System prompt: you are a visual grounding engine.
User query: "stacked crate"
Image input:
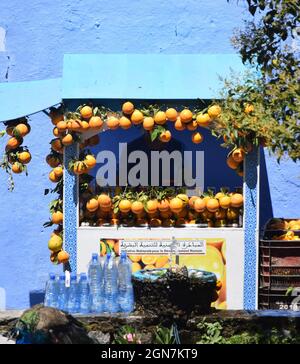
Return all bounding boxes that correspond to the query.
[259,219,300,310]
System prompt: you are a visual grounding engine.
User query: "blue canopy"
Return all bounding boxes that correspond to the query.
[0,78,61,123]
[0,54,245,122]
[63,53,245,100]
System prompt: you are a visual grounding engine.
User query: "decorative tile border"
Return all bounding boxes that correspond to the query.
[63,143,78,273]
[243,147,259,309]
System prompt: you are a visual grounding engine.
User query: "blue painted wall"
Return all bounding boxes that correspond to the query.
[0,0,299,309]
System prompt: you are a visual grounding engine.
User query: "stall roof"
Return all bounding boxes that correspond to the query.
[62,54,245,100]
[0,78,61,123]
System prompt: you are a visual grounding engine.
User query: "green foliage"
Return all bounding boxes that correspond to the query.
[153,325,176,344]
[197,319,226,344]
[223,0,300,161]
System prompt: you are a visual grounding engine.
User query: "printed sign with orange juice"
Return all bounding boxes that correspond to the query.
[99,237,226,309]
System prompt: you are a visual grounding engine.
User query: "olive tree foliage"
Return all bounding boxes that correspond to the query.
[220,0,300,161]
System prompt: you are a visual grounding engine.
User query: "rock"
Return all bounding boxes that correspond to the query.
[88,331,110,344]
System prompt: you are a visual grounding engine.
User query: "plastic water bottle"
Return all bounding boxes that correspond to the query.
[103,253,119,313]
[66,274,78,314]
[118,252,134,313]
[44,273,58,308]
[57,274,68,311]
[78,273,90,314]
[88,253,103,313]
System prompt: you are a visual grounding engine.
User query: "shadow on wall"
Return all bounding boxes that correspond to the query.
[259,147,273,229]
[30,290,45,307]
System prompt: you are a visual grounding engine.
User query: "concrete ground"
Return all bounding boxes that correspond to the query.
[0,335,14,344]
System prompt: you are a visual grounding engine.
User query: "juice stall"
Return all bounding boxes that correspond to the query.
[0,54,259,310]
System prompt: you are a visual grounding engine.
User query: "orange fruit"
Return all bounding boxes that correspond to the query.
[73,161,88,175]
[6,125,16,136]
[174,117,186,131]
[89,116,103,129]
[174,207,188,218]
[155,256,169,268]
[219,196,231,209]
[86,198,99,212]
[169,197,184,213]
[17,151,31,164]
[226,155,239,169]
[206,198,220,212]
[119,199,132,213]
[53,127,61,137]
[53,166,63,177]
[106,116,119,130]
[48,234,63,252]
[176,194,189,206]
[49,170,60,182]
[143,117,155,131]
[62,133,73,146]
[52,211,63,224]
[131,110,144,125]
[15,123,30,137]
[159,130,171,143]
[180,109,193,123]
[122,101,135,115]
[129,255,141,263]
[207,239,223,251]
[191,132,203,144]
[79,120,90,131]
[51,138,63,153]
[230,193,243,208]
[208,105,221,118]
[146,200,158,213]
[158,199,170,212]
[57,120,68,132]
[154,111,167,125]
[215,192,225,200]
[186,120,198,131]
[87,134,100,146]
[97,193,111,209]
[132,262,142,272]
[144,264,156,270]
[244,103,254,114]
[84,155,97,169]
[131,201,144,215]
[196,113,211,127]
[142,255,157,265]
[6,137,22,150]
[193,198,206,212]
[166,108,178,121]
[69,119,81,131]
[119,116,132,129]
[80,105,93,119]
[188,196,199,209]
[57,250,70,264]
[106,239,115,250]
[11,162,23,174]
[216,280,222,291]
[232,148,245,163]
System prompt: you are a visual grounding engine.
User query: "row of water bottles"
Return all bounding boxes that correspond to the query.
[44,251,134,314]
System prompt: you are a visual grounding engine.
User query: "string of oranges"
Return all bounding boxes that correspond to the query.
[81,188,243,228]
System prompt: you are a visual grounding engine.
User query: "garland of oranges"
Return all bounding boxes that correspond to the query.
[80,187,243,228]
[0,117,32,190]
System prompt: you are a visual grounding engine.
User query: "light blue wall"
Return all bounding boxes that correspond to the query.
[0,0,299,308]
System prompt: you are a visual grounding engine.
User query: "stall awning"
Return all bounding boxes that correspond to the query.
[62,54,245,100]
[0,78,61,122]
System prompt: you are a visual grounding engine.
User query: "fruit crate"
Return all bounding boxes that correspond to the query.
[258,288,300,310]
[259,220,300,301]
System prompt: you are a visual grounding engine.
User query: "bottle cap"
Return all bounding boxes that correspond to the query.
[49,273,55,279]
[59,274,65,281]
[121,251,127,259]
[106,252,111,259]
[92,253,98,260]
[80,273,87,280]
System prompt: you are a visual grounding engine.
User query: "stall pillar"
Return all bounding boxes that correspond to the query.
[243,147,260,309]
[63,143,78,273]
